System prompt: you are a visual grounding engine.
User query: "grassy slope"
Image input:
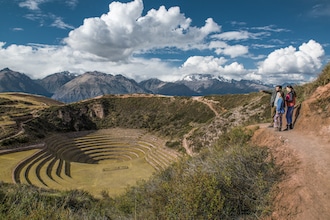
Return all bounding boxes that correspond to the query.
[24,95,215,143]
[0,93,62,147]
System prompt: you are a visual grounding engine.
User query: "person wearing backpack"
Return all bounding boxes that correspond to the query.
[284,85,296,131]
[274,91,285,131]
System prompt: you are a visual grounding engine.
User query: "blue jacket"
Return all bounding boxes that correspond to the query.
[276,97,285,114]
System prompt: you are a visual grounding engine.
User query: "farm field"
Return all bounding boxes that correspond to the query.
[0,128,180,197]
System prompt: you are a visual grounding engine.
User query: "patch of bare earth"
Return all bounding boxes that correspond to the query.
[251,83,330,220]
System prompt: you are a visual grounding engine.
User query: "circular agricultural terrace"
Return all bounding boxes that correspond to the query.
[2,128,181,197]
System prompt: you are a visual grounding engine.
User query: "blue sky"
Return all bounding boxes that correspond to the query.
[0,0,329,84]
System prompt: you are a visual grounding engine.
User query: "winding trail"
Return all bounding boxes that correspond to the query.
[252,124,330,220]
[182,97,220,156]
[192,96,219,116]
[182,128,197,156]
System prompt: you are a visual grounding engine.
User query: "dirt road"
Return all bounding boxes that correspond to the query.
[252,124,330,220]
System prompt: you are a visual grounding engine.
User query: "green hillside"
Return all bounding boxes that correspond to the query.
[0,92,62,147]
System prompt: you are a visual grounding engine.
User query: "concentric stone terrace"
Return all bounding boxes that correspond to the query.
[9,129,180,195]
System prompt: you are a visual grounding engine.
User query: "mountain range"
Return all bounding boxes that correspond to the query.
[0,68,272,103]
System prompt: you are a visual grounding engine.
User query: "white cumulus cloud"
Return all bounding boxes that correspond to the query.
[180,56,247,80]
[259,40,324,74]
[209,41,249,58]
[64,0,220,60]
[257,40,325,83]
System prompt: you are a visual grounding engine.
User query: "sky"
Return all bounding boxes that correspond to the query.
[0,0,329,84]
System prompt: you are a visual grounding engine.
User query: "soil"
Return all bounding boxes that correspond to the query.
[251,83,330,220]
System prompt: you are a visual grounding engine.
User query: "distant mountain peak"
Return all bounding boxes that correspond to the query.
[55,71,76,76]
[84,71,110,77]
[0,68,51,96]
[182,73,230,82]
[1,67,11,72]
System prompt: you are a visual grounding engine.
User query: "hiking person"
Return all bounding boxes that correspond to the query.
[283,85,296,131]
[261,85,282,127]
[274,91,285,131]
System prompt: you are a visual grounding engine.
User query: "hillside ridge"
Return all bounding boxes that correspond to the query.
[252,82,330,219]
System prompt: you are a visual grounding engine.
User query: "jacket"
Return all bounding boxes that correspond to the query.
[276,97,285,114]
[285,91,296,107]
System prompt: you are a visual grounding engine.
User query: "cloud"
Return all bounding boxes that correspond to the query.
[251,25,290,33]
[19,0,77,10]
[19,0,48,10]
[51,17,75,29]
[24,12,74,29]
[64,0,220,60]
[19,0,75,29]
[0,42,178,81]
[209,41,249,58]
[12,28,24,31]
[180,56,247,80]
[257,40,325,83]
[212,31,250,41]
[309,4,330,17]
[65,0,78,9]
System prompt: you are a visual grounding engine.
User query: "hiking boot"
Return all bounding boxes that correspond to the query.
[278,127,282,132]
[289,124,293,129]
[283,125,289,131]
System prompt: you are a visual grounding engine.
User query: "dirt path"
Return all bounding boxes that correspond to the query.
[193,96,219,116]
[181,97,220,156]
[252,124,330,220]
[182,127,197,156]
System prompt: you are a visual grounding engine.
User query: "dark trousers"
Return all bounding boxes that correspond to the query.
[286,106,294,125]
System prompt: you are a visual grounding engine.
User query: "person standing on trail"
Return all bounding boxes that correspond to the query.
[284,85,296,131]
[261,85,282,127]
[274,91,285,131]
